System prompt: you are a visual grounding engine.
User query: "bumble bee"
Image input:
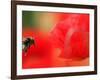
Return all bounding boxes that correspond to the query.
[22,37,35,53]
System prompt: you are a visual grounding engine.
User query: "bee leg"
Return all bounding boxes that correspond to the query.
[24,44,30,53]
[24,47,28,52]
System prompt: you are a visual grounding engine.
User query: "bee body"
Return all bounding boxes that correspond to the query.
[22,37,35,53]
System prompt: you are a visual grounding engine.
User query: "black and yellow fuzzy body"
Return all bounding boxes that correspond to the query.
[22,37,35,53]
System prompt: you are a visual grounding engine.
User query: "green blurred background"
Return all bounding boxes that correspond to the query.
[22,11,59,32]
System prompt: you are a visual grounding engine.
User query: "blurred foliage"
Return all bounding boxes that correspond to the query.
[22,11,37,28]
[22,11,58,32]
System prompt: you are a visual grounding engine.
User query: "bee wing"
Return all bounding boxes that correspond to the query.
[22,44,25,50]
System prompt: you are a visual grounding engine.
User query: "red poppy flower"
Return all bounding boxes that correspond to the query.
[22,13,89,68]
[50,14,89,60]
